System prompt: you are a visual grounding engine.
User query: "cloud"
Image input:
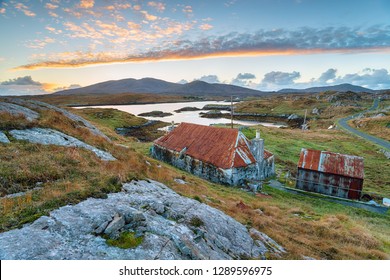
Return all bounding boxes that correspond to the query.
[0,8,6,14]
[182,5,193,14]
[53,84,81,92]
[46,26,63,34]
[334,68,390,89]
[0,85,51,96]
[79,0,94,9]
[140,11,158,21]
[64,21,103,39]
[15,3,36,17]
[262,71,301,85]
[196,75,220,84]
[0,76,80,96]
[199,23,213,31]
[48,11,59,18]
[45,3,58,10]
[231,73,256,87]
[1,76,42,86]
[253,68,390,91]
[177,79,188,84]
[25,37,56,49]
[317,68,337,83]
[237,73,256,80]
[148,2,165,12]
[225,0,238,7]
[14,25,390,70]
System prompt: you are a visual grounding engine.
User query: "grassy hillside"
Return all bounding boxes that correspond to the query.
[1,102,389,260]
[238,92,374,129]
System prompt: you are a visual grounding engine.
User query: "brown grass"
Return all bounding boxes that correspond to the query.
[350,115,390,141]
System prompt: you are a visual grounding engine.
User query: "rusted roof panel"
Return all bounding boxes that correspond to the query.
[298,148,364,179]
[154,123,260,169]
[264,150,273,160]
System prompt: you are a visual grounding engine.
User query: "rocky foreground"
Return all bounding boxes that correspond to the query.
[0,180,284,260]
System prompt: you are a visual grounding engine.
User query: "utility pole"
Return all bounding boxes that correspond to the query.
[302,109,307,131]
[230,95,233,129]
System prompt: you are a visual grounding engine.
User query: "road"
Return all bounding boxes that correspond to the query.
[337,98,390,151]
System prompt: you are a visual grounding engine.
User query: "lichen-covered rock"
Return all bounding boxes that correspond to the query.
[0,180,284,260]
[0,102,39,121]
[9,128,115,161]
[0,131,10,143]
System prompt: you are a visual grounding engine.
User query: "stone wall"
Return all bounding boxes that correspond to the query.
[262,155,275,179]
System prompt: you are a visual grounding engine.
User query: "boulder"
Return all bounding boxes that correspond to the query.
[312,108,320,115]
[0,180,285,260]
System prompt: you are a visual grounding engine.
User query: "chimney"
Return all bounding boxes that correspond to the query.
[250,130,264,179]
[168,121,175,132]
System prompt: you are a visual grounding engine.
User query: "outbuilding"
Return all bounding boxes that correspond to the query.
[296,148,364,199]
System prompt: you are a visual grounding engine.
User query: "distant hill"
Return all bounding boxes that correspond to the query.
[54,78,267,97]
[278,83,375,94]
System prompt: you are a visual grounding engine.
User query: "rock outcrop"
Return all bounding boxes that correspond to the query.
[0,180,284,260]
[0,102,39,121]
[5,98,110,141]
[0,131,10,143]
[9,128,115,161]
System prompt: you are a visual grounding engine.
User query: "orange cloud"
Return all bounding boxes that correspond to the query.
[141,11,158,21]
[79,0,94,9]
[25,37,56,49]
[45,3,58,10]
[15,3,36,17]
[46,26,63,34]
[14,47,390,71]
[148,2,165,12]
[48,11,59,18]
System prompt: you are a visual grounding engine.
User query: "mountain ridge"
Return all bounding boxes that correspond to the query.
[54,77,267,97]
[278,83,375,93]
[54,78,378,97]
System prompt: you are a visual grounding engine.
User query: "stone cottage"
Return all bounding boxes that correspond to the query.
[151,122,274,186]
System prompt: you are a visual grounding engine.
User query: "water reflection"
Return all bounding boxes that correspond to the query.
[76,101,284,128]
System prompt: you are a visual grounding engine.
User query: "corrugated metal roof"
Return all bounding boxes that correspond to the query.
[154,123,264,169]
[298,148,364,179]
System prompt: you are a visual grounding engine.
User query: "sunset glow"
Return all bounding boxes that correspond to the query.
[1,0,390,94]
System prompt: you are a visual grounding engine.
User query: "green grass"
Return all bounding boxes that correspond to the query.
[239,126,390,198]
[105,231,143,249]
[70,108,146,130]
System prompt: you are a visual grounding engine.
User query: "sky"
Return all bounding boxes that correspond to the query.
[0,0,390,95]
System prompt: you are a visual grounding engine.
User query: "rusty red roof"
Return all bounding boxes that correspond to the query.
[154,123,271,169]
[298,148,364,179]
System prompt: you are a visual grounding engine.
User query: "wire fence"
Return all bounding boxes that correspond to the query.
[280,170,385,198]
